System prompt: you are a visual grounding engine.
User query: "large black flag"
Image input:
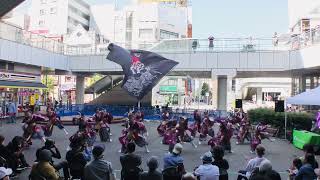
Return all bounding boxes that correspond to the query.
[106,43,178,100]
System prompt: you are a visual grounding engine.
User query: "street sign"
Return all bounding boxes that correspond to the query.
[205,92,209,97]
[160,85,177,94]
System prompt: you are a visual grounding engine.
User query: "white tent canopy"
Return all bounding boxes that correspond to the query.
[286,86,320,106]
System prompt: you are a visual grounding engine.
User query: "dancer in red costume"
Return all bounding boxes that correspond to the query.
[176,117,197,148]
[42,107,68,137]
[22,111,46,146]
[119,112,149,153]
[199,112,215,144]
[157,110,170,136]
[236,116,252,145]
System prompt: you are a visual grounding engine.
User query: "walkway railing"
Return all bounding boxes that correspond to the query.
[57,104,229,120]
[2,20,320,55]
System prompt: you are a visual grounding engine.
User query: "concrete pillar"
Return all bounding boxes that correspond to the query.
[210,77,218,109]
[299,76,306,93]
[256,87,263,105]
[217,76,227,111]
[310,76,315,89]
[76,76,85,104]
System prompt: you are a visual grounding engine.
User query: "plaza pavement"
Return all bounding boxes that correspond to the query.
[0,120,309,179]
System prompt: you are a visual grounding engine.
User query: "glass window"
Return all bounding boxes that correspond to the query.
[7,63,14,71]
[160,29,179,40]
[40,9,45,15]
[50,7,57,14]
[39,20,45,27]
[139,29,153,39]
[0,62,6,70]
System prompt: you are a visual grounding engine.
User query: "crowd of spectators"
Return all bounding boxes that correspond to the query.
[0,133,320,180]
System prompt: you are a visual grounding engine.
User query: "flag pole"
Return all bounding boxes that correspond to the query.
[138,100,141,110]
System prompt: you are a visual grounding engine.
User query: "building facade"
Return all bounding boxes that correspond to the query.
[29,0,90,36]
[90,2,190,49]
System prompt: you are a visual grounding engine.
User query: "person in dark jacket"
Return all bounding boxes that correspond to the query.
[36,139,69,179]
[212,146,229,180]
[139,156,162,180]
[84,144,115,180]
[66,141,88,179]
[6,136,30,173]
[295,153,317,180]
[120,142,142,180]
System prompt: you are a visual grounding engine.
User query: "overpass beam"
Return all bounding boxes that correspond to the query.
[76,75,85,104]
[217,76,228,111]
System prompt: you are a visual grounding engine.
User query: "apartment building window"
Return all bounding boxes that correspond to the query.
[50,7,57,14]
[139,29,153,39]
[39,20,45,27]
[41,0,47,4]
[40,9,45,15]
[160,29,179,39]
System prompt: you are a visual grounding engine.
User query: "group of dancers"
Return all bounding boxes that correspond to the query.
[157,108,273,153]
[20,104,273,154]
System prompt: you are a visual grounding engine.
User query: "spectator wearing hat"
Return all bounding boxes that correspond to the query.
[163,143,184,170]
[0,167,12,180]
[120,142,142,180]
[211,146,229,180]
[194,151,219,180]
[237,145,268,180]
[29,149,60,180]
[139,156,162,180]
[36,139,69,179]
[84,145,115,180]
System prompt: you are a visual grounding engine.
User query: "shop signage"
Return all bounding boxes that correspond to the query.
[160,85,177,94]
[0,72,41,82]
[0,73,10,79]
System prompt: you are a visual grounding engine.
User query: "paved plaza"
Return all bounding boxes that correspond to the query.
[0,120,309,179]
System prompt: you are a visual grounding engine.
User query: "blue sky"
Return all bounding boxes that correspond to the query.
[16,0,289,38]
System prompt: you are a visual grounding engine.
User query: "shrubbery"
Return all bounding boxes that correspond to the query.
[247,108,315,131]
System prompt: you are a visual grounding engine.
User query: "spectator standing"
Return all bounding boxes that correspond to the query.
[295,153,317,180]
[273,32,279,46]
[0,167,12,180]
[208,36,214,50]
[66,141,89,179]
[237,145,267,180]
[35,139,69,179]
[29,149,60,180]
[192,40,198,53]
[194,152,219,180]
[212,146,229,180]
[139,156,162,180]
[7,100,16,124]
[120,142,142,180]
[84,145,115,180]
